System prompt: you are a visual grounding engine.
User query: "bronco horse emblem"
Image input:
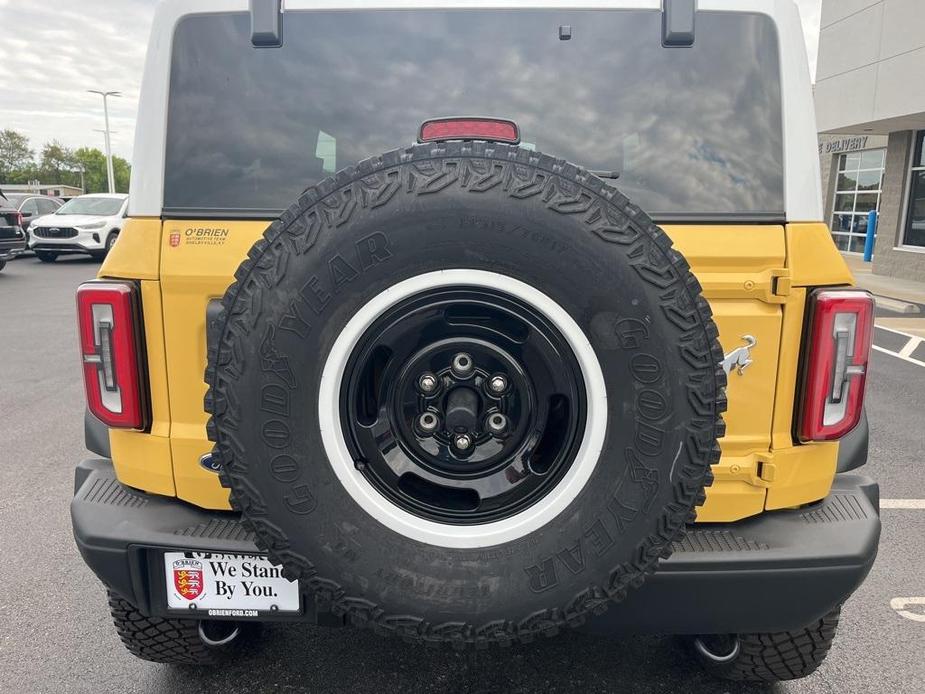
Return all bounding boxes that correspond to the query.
[721,335,757,376]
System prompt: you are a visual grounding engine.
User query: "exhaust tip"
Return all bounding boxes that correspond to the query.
[198,620,241,647]
[694,636,740,664]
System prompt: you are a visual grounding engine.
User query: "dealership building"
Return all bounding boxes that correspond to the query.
[815,0,925,281]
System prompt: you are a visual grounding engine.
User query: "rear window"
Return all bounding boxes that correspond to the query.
[165,9,783,220]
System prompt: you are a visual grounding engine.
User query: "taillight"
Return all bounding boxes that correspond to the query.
[418,117,520,144]
[76,281,147,429]
[798,289,874,442]
[15,211,23,227]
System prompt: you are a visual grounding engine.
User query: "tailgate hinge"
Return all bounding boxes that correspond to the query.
[771,268,792,299]
[712,452,776,488]
[697,267,792,304]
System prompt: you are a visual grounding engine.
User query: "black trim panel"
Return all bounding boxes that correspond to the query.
[162,209,788,226]
[837,407,869,473]
[72,459,880,634]
[84,409,111,458]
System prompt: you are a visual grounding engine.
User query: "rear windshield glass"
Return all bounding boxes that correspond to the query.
[165,10,783,219]
[56,197,124,216]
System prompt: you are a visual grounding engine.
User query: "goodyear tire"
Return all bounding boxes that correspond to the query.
[108,591,255,665]
[205,142,726,648]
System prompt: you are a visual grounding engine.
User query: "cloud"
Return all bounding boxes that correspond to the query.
[0,0,157,160]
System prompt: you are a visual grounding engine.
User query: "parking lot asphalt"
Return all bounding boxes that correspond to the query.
[1,256,923,694]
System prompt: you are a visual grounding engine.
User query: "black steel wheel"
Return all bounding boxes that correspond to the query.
[341,286,586,525]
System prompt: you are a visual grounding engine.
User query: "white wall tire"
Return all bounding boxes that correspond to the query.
[318,269,607,549]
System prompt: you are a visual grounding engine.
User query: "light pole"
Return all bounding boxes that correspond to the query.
[93,128,118,190]
[87,90,121,193]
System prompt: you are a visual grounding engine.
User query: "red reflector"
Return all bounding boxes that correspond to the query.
[76,281,147,429]
[798,289,874,442]
[419,117,520,144]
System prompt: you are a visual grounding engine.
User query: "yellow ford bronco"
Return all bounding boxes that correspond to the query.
[71,0,881,683]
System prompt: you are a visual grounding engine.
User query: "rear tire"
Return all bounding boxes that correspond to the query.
[0,259,6,272]
[694,606,841,682]
[107,590,254,665]
[35,251,58,263]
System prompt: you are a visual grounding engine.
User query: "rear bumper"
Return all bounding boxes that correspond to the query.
[0,234,27,259]
[71,458,880,633]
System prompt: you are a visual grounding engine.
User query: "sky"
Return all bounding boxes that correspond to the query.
[0,0,823,163]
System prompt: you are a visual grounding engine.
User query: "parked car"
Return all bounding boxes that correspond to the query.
[4,193,64,233]
[70,0,879,684]
[29,193,127,262]
[0,191,28,271]
[2,193,64,254]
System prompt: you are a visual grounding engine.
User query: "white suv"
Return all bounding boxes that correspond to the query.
[29,193,128,262]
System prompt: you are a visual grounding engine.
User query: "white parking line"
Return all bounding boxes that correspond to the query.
[872,344,925,368]
[891,598,925,623]
[872,325,925,367]
[899,336,924,358]
[876,324,921,338]
[880,499,925,509]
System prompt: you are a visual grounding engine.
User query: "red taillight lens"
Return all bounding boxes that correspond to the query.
[798,289,874,442]
[15,211,23,227]
[76,281,147,429]
[419,117,520,144]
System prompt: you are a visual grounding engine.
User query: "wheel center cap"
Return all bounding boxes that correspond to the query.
[444,386,480,433]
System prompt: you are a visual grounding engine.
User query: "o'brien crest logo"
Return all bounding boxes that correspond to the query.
[172,559,204,601]
[169,231,181,247]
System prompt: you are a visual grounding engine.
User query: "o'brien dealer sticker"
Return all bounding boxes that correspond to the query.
[164,552,300,616]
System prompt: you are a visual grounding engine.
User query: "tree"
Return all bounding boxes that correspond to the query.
[40,140,78,186]
[72,147,131,193]
[72,147,108,193]
[112,155,131,194]
[0,129,35,180]
[0,134,130,192]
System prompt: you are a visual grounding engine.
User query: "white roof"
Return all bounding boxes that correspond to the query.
[130,0,822,222]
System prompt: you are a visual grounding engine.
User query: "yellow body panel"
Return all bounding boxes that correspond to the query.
[665,226,786,521]
[159,222,270,508]
[786,223,853,287]
[100,225,175,494]
[102,219,854,519]
[105,281,175,495]
[99,217,162,280]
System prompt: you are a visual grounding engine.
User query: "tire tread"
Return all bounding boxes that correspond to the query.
[204,141,727,648]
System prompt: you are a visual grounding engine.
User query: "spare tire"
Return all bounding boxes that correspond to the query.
[205,142,726,647]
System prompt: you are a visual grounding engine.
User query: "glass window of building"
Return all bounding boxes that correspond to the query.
[831,148,886,253]
[905,131,925,249]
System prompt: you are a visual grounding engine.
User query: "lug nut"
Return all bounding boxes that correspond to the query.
[451,353,474,378]
[418,412,440,435]
[454,434,472,451]
[487,413,508,435]
[488,375,508,395]
[417,372,438,394]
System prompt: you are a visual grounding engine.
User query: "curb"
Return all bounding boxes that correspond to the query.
[874,295,921,315]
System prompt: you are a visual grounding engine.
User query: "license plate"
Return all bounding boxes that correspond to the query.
[164,552,300,616]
